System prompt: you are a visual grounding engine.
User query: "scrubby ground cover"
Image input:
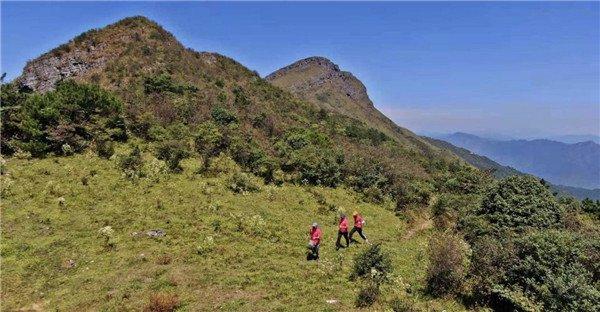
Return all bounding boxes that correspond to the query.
[1,152,465,311]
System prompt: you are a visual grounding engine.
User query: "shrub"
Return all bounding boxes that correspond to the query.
[118,146,144,179]
[426,233,470,297]
[144,74,197,94]
[390,298,418,312]
[98,226,116,249]
[344,121,388,145]
[275,128,344,186]
[440,166,489,195]
[499,230,600,312]
[362,186,385,204]
[206,154,240,176]
[154,140,189,173]
[355,283,380,308]
[232,86,251,107]
[394,181,433,212]
[477,175,564,233]
[1,80,126,157]
[210,106,238,125]
[581,198,600,218]
[252,112,275,136]
[227,171,260,193]
[196,236,215,255]
[144,292,180,312]
[195,122,227,170]
[94,138,115,159]
[351,243,392,284]
[227,135,267,173]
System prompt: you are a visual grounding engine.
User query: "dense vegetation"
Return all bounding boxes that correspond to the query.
[2,16,598,311]
[427,175,599,311]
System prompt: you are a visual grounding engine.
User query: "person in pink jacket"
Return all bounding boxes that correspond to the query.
[350,211,369,244]
[307,222,322,260]
[335,214,350,250]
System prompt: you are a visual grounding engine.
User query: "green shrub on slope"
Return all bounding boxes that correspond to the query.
[1,80,126,157]
[477,175,564,233]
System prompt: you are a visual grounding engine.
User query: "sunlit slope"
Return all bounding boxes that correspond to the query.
[1,153,465,311]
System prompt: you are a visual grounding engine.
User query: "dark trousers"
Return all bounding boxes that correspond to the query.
[307,243,319,260]
[349,227,367,242]
[336,230,349,248]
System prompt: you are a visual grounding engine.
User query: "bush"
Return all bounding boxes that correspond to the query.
[581,198,600,218]
[351,243,392,284]
[144,74,197,94]
[344,121,388,146]
[227,171,260,193]
[1,80,126,157]
[466,236,516,305]
[118,146,144,179]
[211,106,238,125]
[144,292,180,312]
[362,186,385,204]
[94,138,115,159]
[227,135,267,173]
[355,283,380,308]
[206,154,240,176]
[500,230,600,312]
[390,298,418,312]
[395,181,433,212]
[426,233,470,297]
[275,128,344,186]
[154,140,189,173]
[477,175,564,233]
[195,122,227,170]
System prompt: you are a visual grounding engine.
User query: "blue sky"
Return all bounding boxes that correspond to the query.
[2,2,598,138]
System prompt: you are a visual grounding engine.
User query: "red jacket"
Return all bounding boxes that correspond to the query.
[339,217,349,233]
[354,214,364,228]
[310,227,322,245]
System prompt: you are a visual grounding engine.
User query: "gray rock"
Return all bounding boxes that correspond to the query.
[146,229,166,238]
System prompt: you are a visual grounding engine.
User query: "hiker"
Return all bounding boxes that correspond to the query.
[350,211,369,244]
[307,222,322,260]
[335,214,349,250]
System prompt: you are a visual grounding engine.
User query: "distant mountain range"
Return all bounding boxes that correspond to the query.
[544,134,600,144]
[437,132,600,190]
[424,137,600,200]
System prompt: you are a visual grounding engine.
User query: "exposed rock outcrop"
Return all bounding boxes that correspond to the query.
[17,44,110,92]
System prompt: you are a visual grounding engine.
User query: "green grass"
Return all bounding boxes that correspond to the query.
[2,151,466,311]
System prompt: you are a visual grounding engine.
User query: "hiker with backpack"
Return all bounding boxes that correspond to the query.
[350,211,369,244]
[307,222,322,260]
[335,214,350,250]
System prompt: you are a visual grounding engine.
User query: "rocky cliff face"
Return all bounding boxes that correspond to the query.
[17,44,110,92]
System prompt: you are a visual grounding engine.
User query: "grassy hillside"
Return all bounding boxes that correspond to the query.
[1,151,465,311]
[3,16,597,312]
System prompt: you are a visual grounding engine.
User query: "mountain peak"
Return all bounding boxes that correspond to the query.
[266,56,339,80]
[266,56,372,107]
[16,16,179,92]
[266,57,446,156]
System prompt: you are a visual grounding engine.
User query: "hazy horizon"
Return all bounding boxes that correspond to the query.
[2,2,598,138]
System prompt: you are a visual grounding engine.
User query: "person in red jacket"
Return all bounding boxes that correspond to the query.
[336,214,350,250]
[307,222,322,260]
[350,211,369,244]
